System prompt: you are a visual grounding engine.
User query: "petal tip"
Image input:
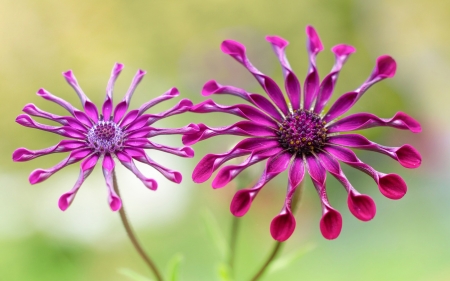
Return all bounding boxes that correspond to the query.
[270,212,296,241]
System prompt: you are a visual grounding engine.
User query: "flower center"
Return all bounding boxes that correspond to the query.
[87,121,124,154]
[277,109,328,154]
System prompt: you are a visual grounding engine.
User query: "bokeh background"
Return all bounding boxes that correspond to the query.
[1,0,449,280]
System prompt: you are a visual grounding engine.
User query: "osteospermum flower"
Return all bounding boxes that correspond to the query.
[183,26,422,241]
[13,63,196,211]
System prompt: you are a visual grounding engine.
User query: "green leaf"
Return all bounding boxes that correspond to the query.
[267,243,316,274]
[166,253,183,281]
[118,268,154,281]
[217,263,232,281]
[201,209,229,259]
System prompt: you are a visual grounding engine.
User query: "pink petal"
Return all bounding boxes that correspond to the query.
[327,112,422,133]
[322,92,358,123]
[16,114,86,139]
[137,87,180,116]
[192,138,279,183]
[83,100,99,123]
[116,151,157,190]
[303,26,323,110]
[270,210,296,242]
[113,100,128,123]
[320,207,342,240]
[347,191,376,221]
[126,124,199,139]
[105,63,124,101]
[126,99,193,129]
[29,148,92,184]
[124,138,194,158]
[220,40,289,115]
[102,154,122,211]
[123,69,146,106]
[189,100,277,127]
[230,189,254,217]
[317,151,376,222]
[288,156,305,188]
[13,140,86,162]
[58,154,99,211]
[124,147,183,184]
[181,121,276,146]
[201,80,283,121]
[37,88,78,116]
[212,147,282,189]
[230,162,286,217]
[378,173,407,200]
[328,134,421,169]
[23,104,87,131]
[63,70,90,105]
[369,55,396,80]
[266,35,301,110]
[324,145,408,200]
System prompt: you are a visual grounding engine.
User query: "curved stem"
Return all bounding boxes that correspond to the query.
[113,171,164,281]
[249,181,305,281]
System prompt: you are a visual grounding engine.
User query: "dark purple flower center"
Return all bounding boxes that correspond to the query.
[277,109,328,154]
[87,121,124,154]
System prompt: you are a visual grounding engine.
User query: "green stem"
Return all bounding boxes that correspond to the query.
[113,171,164,281]
[228,214,241,277]
[249,181,305,281]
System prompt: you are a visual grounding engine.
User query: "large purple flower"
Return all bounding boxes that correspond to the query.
[183,26,422,241]
[13,63,196,211]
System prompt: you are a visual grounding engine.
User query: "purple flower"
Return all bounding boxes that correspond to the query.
[184,26,422,241]
[13,63,196,211]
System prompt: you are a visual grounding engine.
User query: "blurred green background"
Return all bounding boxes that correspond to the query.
[1,0,449,280]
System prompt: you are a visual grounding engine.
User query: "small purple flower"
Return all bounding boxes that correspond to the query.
[13,63,196,211]
[184,26,422,241]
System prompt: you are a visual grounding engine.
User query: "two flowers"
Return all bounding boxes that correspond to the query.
[13,26,421,241]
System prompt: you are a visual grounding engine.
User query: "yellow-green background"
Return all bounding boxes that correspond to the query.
[1,0,448,280]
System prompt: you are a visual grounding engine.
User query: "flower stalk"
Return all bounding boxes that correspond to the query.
[113,171,164,281]
[249,180,304,281]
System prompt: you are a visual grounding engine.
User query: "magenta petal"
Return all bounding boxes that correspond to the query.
[102,98,113,121]
[182,121,276,146]
[116,151,158,190]
[105,62,124,101]
[288,157,305,188]
[262,77,289,115]
[323,92,358,122]
[370,55,396,80]
[137,87,179,116]
[266,35,301,110]
[212,148,281,188]
[58,154,99,211]
[36,88,78,116]
[305,155,326,186]
[378,174,407,200]
[29,148,92,184]
[331,44,356,57]
[270,211,296,241]
[22,104,87,131]
[395,145,422,168]
[327,112,422,133]
[113,100,128,123]
[347,192,376,221]
[306,25,324,54]
[190,100,277,127]
[83,100,99,123]
[63,70,90,105]
[303,26,323,110]
[102,154,122,211]
[200,80,283,121]
[230,189,253,217]
[124,147,183,184]
[320,207,342,240]
[120,110,139,128]
[123,69,146,105]
[13,140,85,162]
